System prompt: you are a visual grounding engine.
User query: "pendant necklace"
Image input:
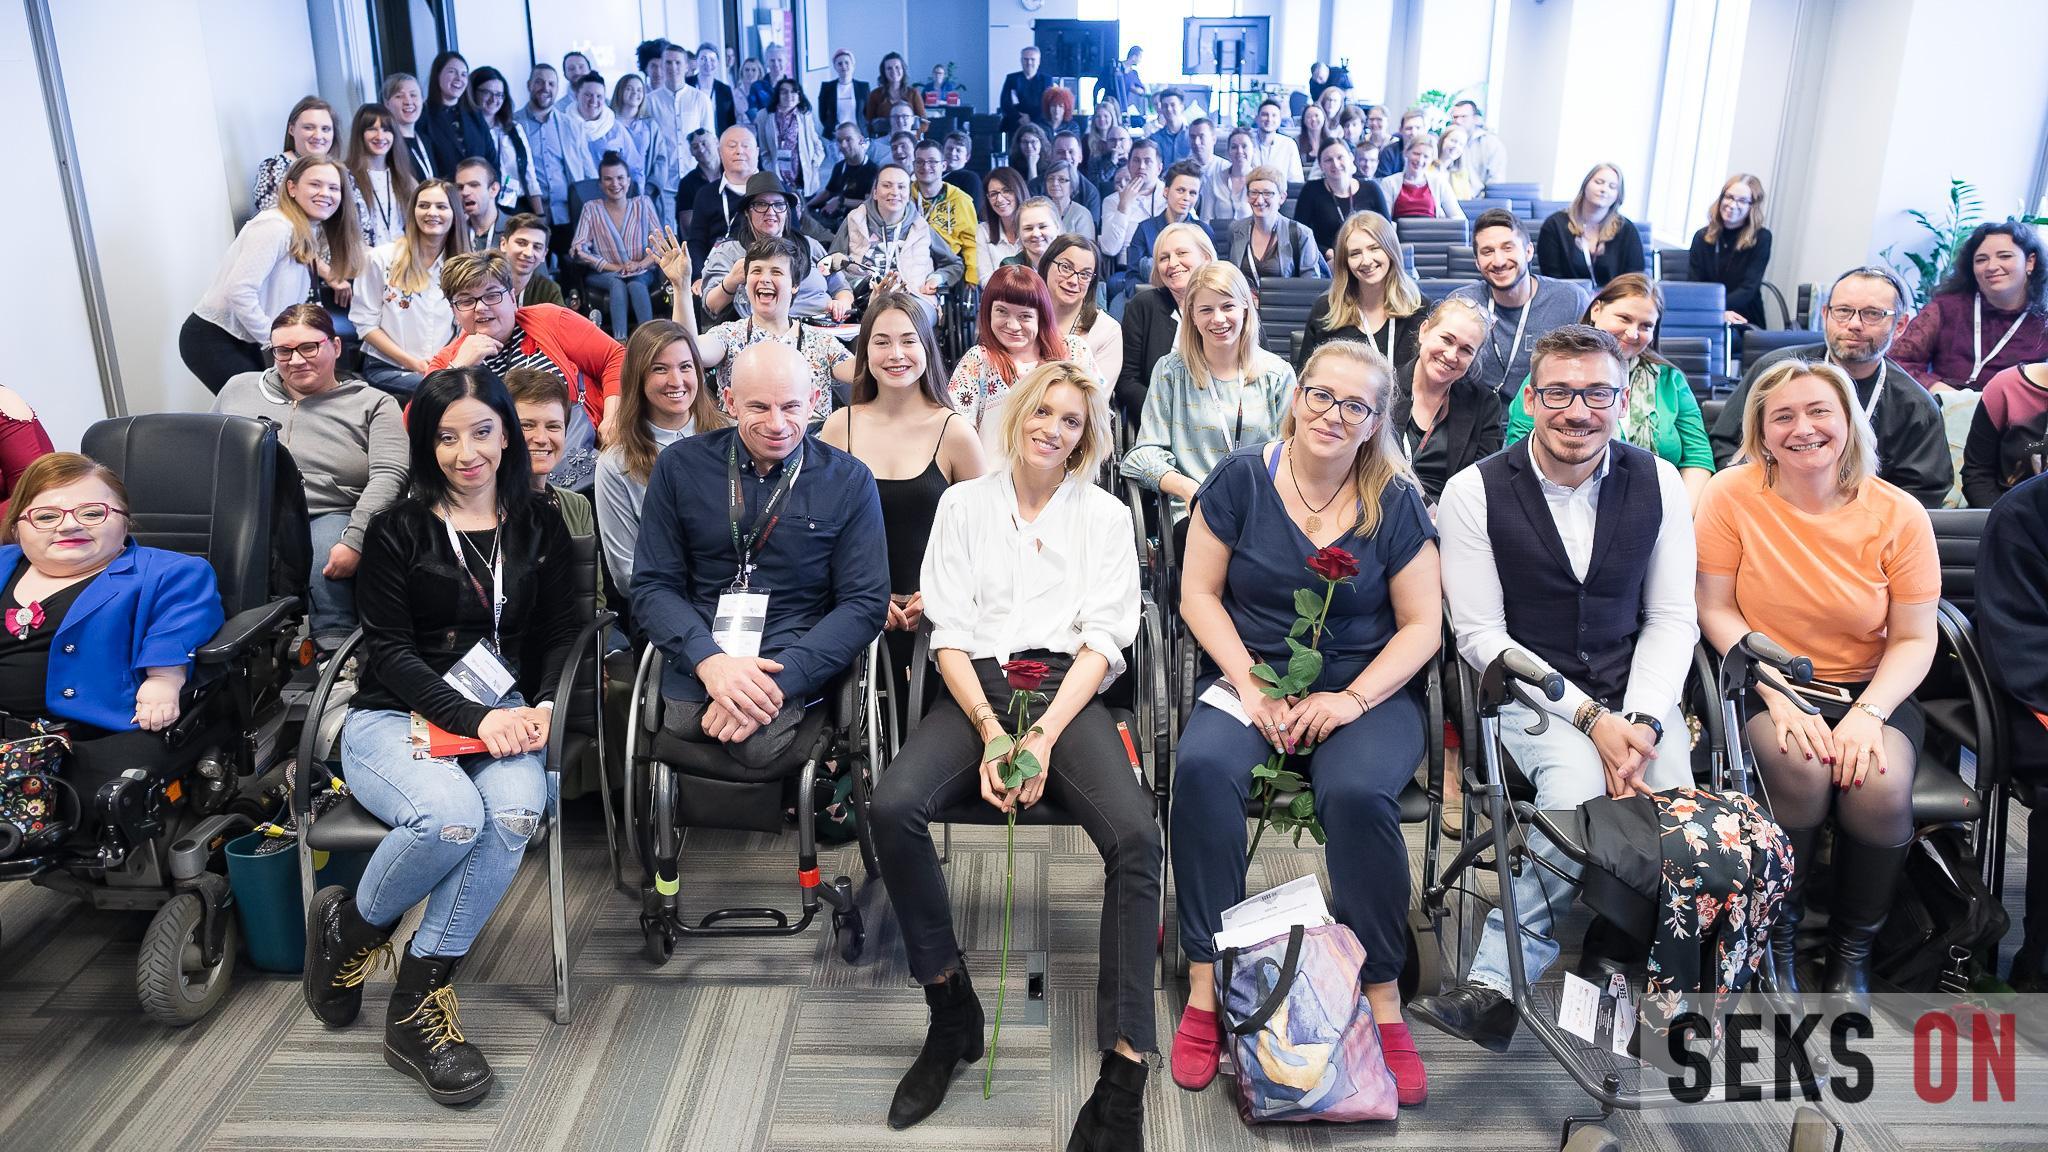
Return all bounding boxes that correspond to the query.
[1285,439,1342,533]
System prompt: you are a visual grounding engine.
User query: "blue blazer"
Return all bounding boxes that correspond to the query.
[0,543,223,731]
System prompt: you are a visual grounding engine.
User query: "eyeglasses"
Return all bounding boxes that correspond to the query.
[451,288,510,312]
[1532,386,1621,410]
[1050,258,1095,285]
[272,341,330,363]
[1824,305,1898,327]
[749,201,789,215]
[1246,188,1279,202]
[1720,194,1754,207]
[1301,385,1376,425]
[17,503,127,531]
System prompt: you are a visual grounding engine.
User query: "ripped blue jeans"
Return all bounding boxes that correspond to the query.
[342,697,547,958]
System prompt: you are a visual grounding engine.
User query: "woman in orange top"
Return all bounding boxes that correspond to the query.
[1694,358,1940,1005]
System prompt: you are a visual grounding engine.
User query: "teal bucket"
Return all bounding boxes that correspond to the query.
[224,830,371,973]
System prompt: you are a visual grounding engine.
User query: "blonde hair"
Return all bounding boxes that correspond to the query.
[1566,163,1626,253]
[1246,164,1285,197]
[1703,173,1767,252]
[1324,211,1422,332]
[1419,292,1495,343]
[1278,342,1415,539]
[997,360,1113,479]
[388,178,468,296]
[1175,263,1263,390]
[1149,221,1217,290]
[1738,359,1878,496]
[440,249,516,300]
[276,154,362,281]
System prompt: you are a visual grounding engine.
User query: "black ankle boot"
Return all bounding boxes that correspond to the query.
[1824,832,1911,1007]
[887,965,985,1129]
[384,949,494,1106]
[1066,1050,1149,1152]
[304,885,394,1026]
[1768,825,1819,996]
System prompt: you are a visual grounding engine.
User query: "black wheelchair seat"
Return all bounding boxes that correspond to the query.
[651,707,833,785]
[1911,755,1981,827]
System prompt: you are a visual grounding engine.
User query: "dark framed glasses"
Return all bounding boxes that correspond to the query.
[1531,385,1621,410]
[1302,385,1376,425]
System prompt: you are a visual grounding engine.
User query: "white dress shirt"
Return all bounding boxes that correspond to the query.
[921,468,1141,693]
[1437,439,1699,724]
[1097,183,1167,261]
[1246,132,1304,184]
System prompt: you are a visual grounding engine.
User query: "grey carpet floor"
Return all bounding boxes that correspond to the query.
[0,799,2038,1152]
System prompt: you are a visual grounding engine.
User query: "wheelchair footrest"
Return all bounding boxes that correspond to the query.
[657,903,821,938]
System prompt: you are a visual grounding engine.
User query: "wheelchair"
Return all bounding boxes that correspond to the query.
[619,637,884,966]
[0,413,309,1025]
[289,528,615,1024]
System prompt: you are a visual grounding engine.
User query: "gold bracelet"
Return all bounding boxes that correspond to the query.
[1343,688,1370,714]
[1852,700,1888,723]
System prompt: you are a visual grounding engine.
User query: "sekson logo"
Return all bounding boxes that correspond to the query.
[1659,1008,2019,1106]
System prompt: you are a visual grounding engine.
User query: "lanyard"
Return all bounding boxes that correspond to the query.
[1827,353,1886,422]
[727,437,806,587]
[1367,315,1398,363]
[441,511,504,650]
[1403,386,1449,459]
[1486,294,1533,393]
[1971,294,2026,386]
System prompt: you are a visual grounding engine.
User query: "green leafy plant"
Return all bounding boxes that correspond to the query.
[1414,86,1482,135]
[1244,545,1360,861]
[981,659,1048,1099]
[1883,178,1985,310]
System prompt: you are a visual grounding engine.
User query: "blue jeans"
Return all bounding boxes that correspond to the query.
[343,695,546,958]
[584,268,659,338]
[1171,674,1425,983]
[306,511,358,648]
[1467,700,1692,994]
[360,357,423,397]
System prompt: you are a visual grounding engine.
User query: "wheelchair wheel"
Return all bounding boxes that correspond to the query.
[136,892,237,1026]
[834,907,864,963]
[1561,1125,1620,1152]
[641,916,675,966]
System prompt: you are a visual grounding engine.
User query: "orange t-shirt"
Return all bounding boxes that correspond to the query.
[1694,462,1940,683]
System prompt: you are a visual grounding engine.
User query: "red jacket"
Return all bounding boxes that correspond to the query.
[428,304,624,429]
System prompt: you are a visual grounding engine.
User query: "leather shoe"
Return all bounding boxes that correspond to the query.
[1407,983,1518,1053]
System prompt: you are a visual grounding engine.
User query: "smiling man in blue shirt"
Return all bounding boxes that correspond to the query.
[631,340,889,766]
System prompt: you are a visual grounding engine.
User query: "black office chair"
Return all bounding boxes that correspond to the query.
[1253,276,1326,359]
[0,414,311,1025]
[292,530,615,1025]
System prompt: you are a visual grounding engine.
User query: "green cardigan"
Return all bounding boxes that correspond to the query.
[1504,359,1715,473]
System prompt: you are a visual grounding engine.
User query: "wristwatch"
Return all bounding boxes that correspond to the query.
[1622,711,1663,741]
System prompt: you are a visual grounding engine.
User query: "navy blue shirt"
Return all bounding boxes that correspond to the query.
[1194,442,1436,689]
[630,427,889,703]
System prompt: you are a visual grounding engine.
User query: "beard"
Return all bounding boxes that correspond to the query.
[1825,328,1891,365]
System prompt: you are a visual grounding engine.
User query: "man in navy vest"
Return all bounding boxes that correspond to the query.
[1411,324,1700,1052]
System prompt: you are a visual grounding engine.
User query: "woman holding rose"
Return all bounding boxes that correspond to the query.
[1167,340,1442,1106]
[868,362,1154,1150]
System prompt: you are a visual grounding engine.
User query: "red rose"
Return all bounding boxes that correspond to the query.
[1306,546,1360,583]
[1001,659,1052,692]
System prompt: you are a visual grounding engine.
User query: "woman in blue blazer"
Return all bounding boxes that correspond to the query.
[0,452,223,837]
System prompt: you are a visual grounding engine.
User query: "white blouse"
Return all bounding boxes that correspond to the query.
[349,242,454,366]
[920,468,1140,693]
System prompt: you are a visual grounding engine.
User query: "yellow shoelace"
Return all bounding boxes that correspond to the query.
[397,985,468,1050]
[332,941,394,988]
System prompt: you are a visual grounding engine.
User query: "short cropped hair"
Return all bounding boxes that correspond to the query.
[441,250,516,299]
[1528,323,1623,384]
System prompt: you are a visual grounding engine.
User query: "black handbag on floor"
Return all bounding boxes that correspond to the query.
[1873,828,2008,994]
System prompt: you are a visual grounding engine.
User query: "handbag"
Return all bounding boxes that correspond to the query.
[1215,922,1397,1124]
[0,723,74,860]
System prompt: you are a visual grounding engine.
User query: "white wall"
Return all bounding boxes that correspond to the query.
[0,4,107,448]
[45,0,316,421]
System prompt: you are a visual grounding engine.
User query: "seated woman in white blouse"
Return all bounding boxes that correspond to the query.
[351,177,464,396]
[870,361,1156,1147]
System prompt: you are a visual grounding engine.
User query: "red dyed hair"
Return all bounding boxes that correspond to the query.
[976,265,1064,384]
[1040,85,1075,122]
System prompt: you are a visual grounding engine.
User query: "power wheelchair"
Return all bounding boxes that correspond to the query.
[0,413,309,1024]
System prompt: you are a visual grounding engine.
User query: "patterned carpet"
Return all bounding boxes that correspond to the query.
[0,795,2036,1152]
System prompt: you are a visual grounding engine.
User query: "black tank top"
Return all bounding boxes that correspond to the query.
[0,562,91,718]
[860,409,954,594]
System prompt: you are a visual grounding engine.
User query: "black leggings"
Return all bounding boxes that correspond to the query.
[179,314,266,394]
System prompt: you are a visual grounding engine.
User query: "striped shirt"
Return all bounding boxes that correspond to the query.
[572,196,660,267]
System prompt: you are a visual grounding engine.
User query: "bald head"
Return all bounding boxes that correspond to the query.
[727,341,814,464]
[719,125,760,182]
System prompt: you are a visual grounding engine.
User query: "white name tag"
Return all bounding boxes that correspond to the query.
[444,641,514,708]
[712,591,771,659]
[1199,680,1254,727]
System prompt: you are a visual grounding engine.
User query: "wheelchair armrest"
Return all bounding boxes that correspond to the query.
[544,610,618,775]
[195,597,301,664]
[292,628,367,823]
